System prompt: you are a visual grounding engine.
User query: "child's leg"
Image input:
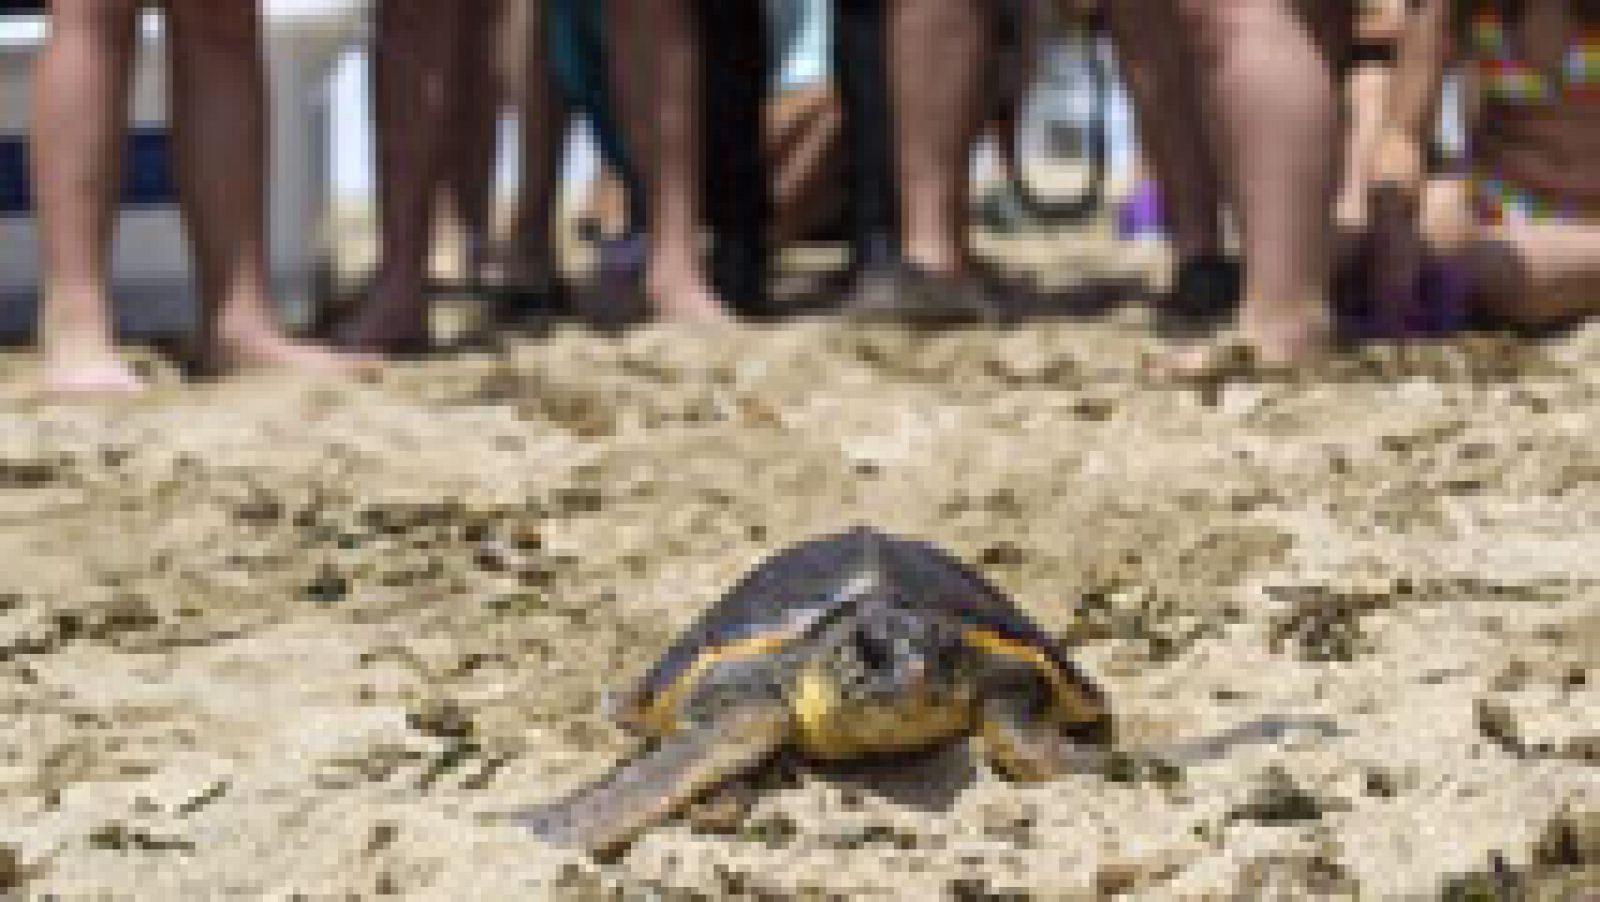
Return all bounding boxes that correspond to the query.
[31,0,142,392]
[444,0,502,288]
[610,0,730,321]
[1366,177,1600,331]
[1338,1,1408,233]
[1105,0,1225,262]
[342,0,469,351]
[887,0,989,278]
[1174,0,1348,365]
[1468,222,1600,326]
[164,0,365,374]
[1337,59,1395,233]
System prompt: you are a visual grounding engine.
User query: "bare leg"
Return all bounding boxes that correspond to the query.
[612,0,729,321]
[31,0,143,393]
[888,0,989,277]
[1336,61,1392,233]
[1416,180,1600,326]
[1106,0,1224,262]
[342,0,468,352]
[1472,224,1600,325]
[444,0,502,290]
[606,0,655,184]
[163,0,366,376]
[1175,0,1348,365]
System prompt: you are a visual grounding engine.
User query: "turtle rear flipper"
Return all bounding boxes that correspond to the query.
[517,706,791,857]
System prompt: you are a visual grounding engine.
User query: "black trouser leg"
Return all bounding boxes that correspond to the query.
[696,0,771,314]
[834,0,900,271]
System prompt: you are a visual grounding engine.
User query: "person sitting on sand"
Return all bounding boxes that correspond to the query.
[1107,0,1351,367]
[1361,0,1600,332]
[30,0,366,394]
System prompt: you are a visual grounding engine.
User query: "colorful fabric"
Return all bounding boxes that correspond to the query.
[1468,4,1600,223]
[1471,174,1588,223]
[1470,7,1600,105]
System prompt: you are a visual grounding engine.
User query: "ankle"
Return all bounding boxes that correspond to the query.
[901,241,966,279]
[1238,300,1334,342]
[209,305,294,351]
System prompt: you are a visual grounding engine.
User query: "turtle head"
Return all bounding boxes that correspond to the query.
[840,601,969,700]
[791,588,977,757]
[803,558,975,708]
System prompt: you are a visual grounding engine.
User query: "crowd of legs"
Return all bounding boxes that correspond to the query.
[19,0,1600,394]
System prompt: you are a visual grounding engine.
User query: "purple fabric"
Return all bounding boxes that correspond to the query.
[1116,181,1167,240]
[1342,257,1471,341]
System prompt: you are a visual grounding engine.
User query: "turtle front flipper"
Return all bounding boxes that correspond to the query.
[981,694,1346,783]
[980,694,1120,782]
[973,640,1116,782]
[517,705,791,857]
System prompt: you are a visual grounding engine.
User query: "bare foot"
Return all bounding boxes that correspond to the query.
[1157,311,1334,381]
[206,321,380,380]
[38,295,145,396]
[38,355,146,397]
[335,279,432,356]
[645,273,736,324]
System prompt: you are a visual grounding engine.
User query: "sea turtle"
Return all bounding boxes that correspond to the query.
[517,527,1124,853]
[517,527,1329,855]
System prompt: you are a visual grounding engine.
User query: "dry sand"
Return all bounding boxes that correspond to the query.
[1,233,1596,899]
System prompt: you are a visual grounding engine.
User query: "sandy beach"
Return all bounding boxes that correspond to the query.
[1,230,1596,898]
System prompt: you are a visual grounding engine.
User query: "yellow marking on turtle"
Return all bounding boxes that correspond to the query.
[638,634,798,737]
[792,665,976,760]
[962,628,1107,728]
[636,624,1102,755]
